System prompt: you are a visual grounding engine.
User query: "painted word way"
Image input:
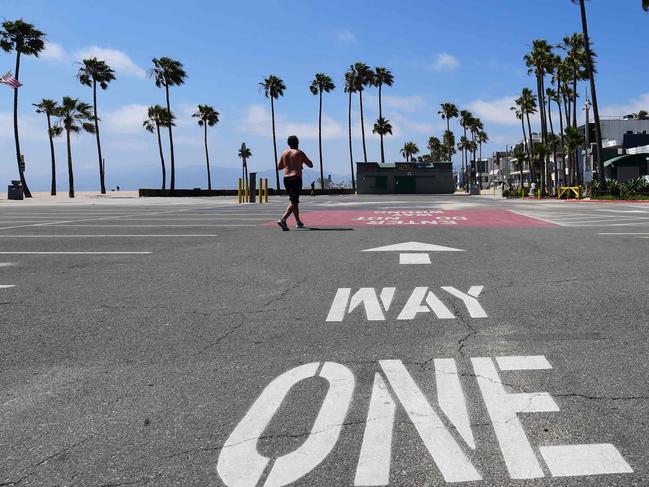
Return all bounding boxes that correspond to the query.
[217,356,632,486]
[326,286,487,322]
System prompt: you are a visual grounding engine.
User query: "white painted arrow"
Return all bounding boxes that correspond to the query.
[363,241,465,265]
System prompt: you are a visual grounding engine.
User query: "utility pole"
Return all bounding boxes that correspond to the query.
[583,96,592,182]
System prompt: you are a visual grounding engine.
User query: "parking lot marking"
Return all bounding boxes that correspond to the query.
[0,251,152,255]
[0,284,16,289]
[47,224,256,227]
[472,357,559,479]
[354,374,396,486]
[217,362,355,487]
[399,253,431,264]
[435,359,476,449]
[539,444,633,477]
[598,232,649,235]
[379,360,482,482]
[0,235,219,238]
[496,355,552,370]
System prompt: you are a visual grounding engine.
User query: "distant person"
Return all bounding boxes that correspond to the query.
[310,181,316,197]
[116,185,120,191]
[277,135,313,231]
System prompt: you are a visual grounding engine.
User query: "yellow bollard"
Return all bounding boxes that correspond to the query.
[264,178,269,203]
[244,177,249,203]
[237,178,242,204]
[258,178,263,204]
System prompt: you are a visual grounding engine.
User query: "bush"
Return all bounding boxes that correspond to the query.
[621,177,649,197]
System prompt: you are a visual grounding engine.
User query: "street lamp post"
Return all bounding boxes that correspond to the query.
[583,97,593,182]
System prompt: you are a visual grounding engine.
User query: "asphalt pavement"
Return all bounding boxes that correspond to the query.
[1,194,648,486]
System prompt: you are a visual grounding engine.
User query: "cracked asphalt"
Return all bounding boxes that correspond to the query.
[0,194,648,486]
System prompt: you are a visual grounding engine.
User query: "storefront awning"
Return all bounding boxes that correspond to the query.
[604,153,649,168]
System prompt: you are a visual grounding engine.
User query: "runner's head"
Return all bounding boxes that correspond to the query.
[287,135,299,149]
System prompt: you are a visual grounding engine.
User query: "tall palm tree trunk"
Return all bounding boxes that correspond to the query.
[378,84,385,164]
[578,0,605,187]
[557,75,566,187]
[204,123,212,190]
[13,51,32,197]
[520,116,527,190]
[66,129,74,198]
[318,90,324,188]
[446,118,451,162]
[271,97,280,191]
[92,81,106,194]
[525,112,536,183]
[46,113,56,195]
[359,91,367,162]
[537,75,548,196]
[548,97,558,195]
[155,123,166,190]
[348,90,355,190]
[165,84,176,192]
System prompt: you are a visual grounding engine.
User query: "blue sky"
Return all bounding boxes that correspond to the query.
[2,0,648,190]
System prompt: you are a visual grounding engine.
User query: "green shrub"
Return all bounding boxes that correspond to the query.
[621,177,649,197]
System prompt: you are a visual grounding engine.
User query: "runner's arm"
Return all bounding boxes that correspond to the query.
[302,151,314,168]
[278,152,286,171]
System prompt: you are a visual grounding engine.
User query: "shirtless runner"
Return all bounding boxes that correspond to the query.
[277,135,313,231]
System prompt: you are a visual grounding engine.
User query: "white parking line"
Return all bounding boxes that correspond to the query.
[45,224,257,227]
[508,210,565,226]
[598,232,649,235]
[0,284,16,289]
[0,252,152,255]
[0,235,219,238]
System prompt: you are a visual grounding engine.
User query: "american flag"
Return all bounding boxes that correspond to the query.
[0,71,22,89]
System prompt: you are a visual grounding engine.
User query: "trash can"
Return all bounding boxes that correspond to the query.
[249,172,257,203]
[8,180,23,200]
[469,183,480,195]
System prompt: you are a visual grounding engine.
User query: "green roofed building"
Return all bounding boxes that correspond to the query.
[356,161,454,194]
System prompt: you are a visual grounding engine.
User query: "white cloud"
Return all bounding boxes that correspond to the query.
[41,41,68,62]
[390,113,436,136]
[0,112,48,141]
[366,94,425,112]
[103,104,149,134]
[430,53,459,72]
[600,93,649,118]
[336,30,356,43]
[239,104,345,140]
[74,46,146,78]
[466,96,518,125]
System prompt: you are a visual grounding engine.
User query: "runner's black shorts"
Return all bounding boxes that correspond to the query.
[284,176,302,203]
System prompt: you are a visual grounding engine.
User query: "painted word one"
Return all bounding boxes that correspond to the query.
[326,286,487,322]
[217,356,632,486]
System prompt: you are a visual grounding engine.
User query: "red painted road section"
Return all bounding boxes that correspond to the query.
[264,210,557,228]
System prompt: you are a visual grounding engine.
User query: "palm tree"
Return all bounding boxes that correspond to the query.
[572,0,606,190]
[400,141,419,162]
[0,19,46,198]
[143,105,174,190]
[546,87,559,193]
[443,130,456,162]
[260,74,286,191]
[457,136,470,188]
[427,136,445,162]
[564,125,584,186]
[459,110,473,190]
[33,99,62,195]
[149,57,187,192]
[511,146,529,192]
[238,143,252,185]
[636,110,648,120]
[516,88,538,183]
[572,0,605,188]
[372,117,393,163]
[344,68,358,190]
[352,62,375,162]
[192,105,220,190]
[644,0,649,10]
[524,39,554,195]
[52,97,96,198]
[373,67,394,163]
[468,118,483,185]
[309,73,336,188]
[477,130,489,181]
[77,57,115,194]
[438,103,459,163]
